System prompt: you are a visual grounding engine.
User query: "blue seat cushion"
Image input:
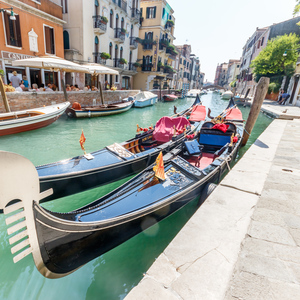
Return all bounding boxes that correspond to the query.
[184,140,202,155]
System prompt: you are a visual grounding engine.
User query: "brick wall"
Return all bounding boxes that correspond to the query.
[0,90,140,113]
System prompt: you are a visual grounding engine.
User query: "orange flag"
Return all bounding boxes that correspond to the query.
[79,130,86,152]
[153,151,165,181]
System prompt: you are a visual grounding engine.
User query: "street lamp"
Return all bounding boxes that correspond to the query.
[0,7,16,20]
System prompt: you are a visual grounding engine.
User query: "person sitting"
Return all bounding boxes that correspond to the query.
[38,83,46,92]
[66,84,72,91]
[91,86,98,91]
[51,84,57,91]
[45,84,54,92]
[15,83,23,92]
[30,83,38,91]
[278,91,290,105]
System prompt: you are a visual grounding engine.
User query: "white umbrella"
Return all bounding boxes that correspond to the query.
[12,55,89,73]
[80,63,119,75]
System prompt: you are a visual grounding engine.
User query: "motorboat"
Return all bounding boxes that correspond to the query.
[163,94,178,102]
[0,102,70,136]
[66,100,134,118]
[221,91,233,100]
[130,91,158,108]
[186,89,201,98]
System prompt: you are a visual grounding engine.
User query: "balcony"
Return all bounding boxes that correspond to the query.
[93,52,107,65]
[128,63,137,71]
[142,64,153,72]
[114,28,125,43]
[143,43,153,50]
[130,37,138,49]
[92,15,107,34]
[159,38,169,50]
[131,8,140,23]
[114,58,125,69]
[112,0,127,13]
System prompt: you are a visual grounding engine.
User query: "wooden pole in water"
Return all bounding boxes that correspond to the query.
[99,79,104,105]
[0,76,11,112]
[241,77,269,146]
[61,78,68,102]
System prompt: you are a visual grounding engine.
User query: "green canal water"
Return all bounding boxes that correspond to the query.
[0,93,273,300]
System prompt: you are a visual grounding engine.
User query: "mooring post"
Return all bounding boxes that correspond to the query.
[241,77,269,146]
[0,76,11,112]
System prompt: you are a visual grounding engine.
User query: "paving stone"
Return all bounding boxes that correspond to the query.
[125,277,180,300]
[249,220,296,246]
[251,208,286,227]
[239,253,295,282]
[289,228,300,247]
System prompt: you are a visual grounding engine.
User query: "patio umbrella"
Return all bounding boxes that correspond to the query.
[81,63,119,105]
[12,56,90,102]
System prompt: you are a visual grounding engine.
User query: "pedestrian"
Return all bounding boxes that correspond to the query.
[104,80,110,90]
[10,71,21,88]
[22,75,29,88]
[278,91,290,105]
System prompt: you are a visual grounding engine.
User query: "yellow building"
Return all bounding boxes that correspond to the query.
[133,0,177,91]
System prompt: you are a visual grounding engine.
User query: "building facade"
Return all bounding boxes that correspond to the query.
[63,0,140,89]
[133,0,177,91]
[0,0,64,88]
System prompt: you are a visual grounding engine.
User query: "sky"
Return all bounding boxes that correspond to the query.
[169,0,296,82]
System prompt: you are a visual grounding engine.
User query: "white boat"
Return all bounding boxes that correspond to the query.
[186,89,201,98]
[128,91,158,108]
[221,91,233,100]
[0,102,70,136]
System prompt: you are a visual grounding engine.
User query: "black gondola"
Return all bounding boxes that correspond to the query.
[37,97,204,202]
[0,103,244,278]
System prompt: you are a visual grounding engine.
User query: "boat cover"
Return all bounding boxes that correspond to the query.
[189,105,206,122]
[153,116,190,142]
[225,108,243,120]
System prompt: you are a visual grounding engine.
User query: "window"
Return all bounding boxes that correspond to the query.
[61,0,68,13]
[261,37,264,46]
[146,7,156,19]
[3,11,22,47]
[109,42,113,58]
[120,46,123,59]
[110,10,113,28]
[63,30,69,49]
[121,17,124,29]
[44,25,55,54]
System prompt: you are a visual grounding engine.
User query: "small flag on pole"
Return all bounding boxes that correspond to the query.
[153,151,165,181]
[79,130,86,153]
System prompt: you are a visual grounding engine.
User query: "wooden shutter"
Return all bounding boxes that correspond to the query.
[146,7,149,18]
[153,7,156,18]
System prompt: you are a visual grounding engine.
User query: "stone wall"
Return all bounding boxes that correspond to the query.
[0,90,140,112]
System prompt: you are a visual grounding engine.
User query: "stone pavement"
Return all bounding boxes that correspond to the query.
[125,105,300,299]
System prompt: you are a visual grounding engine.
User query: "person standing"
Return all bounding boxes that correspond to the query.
[10,71,21,88]
[22,75,29,88]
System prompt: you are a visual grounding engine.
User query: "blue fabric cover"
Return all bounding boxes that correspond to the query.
[199,134,231,147]
[184,140,201,155]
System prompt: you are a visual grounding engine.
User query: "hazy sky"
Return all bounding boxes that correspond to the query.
[169,0,296,82]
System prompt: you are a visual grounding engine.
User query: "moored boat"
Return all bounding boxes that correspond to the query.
[221,91,233,100]
[66,100,134,118]
[36,99,205,201]
[186,89,201,98]
[0,102,70,136]
[131,91,158,108]
[0,102,244,278]
[163,94,178,102]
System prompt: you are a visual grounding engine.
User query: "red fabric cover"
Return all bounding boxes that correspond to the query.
[225,108,243,120]
[153,116,190,142]
[233,136,238,143]
[189,105,207,122]
[212,123,229,133]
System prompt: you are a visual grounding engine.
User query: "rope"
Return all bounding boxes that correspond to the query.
[218,156,232,171]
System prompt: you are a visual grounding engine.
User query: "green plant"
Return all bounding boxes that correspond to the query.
[0,69,4,76]
[100,52,111,59]
[119,58,127,64]
[133,62,141,67]
[268,82,280,94]
[101,16,108,24]
[166,19,174,26]
[157,61,163,67]
[121,28,127,34]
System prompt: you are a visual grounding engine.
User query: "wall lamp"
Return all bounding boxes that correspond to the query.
[0,7,16,21]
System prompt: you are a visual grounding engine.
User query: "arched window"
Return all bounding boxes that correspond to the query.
[63,30,70,49]
[120,46,123,59]
[109,42,113,58]
[116,14,119,29]
[114,44,118,67]
[110,9,113,28]
[121,17,124,29]
[95,0,99,15]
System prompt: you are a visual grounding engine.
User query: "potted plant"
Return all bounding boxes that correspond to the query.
[119,58,127,64]
[121,28,127,34]
[101,16,108,24]
[157,61,163,68]
[133,62,141,67]
[166,19,174,27]
[100,52,111,60]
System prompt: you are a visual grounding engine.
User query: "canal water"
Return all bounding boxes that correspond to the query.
[0,92,273,300]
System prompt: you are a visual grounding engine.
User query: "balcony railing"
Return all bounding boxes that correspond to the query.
[130,37,138,49]
[143,43,153,50]
[112,0,127,13]
[159,38,169,50]
[93,52,107,65]
[114,58,125,69]
[114,28,125,42]
[92,15,107,33]
[131,8,140,22]
[128,63,137,71]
